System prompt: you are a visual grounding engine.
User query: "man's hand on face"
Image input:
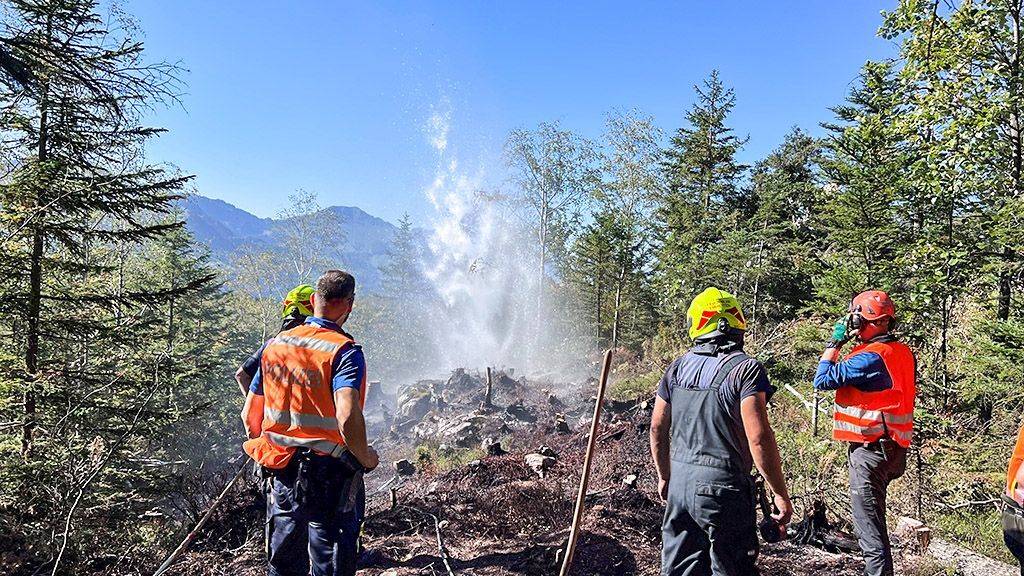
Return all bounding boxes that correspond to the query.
[828,316,858,348]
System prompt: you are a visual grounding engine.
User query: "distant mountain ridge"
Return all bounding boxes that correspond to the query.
[179,194,401,291]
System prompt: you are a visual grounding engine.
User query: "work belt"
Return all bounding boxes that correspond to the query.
[849,437,897,460]
[266,448,367,513]
[1004,495,1024,519]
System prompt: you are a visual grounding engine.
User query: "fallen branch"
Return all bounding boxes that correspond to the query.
[427,511,456,576]
[934,498,1000,511]
[784,384,829,416]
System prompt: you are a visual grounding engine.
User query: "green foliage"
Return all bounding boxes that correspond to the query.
[414,442,483,473]
[608,371,659,402]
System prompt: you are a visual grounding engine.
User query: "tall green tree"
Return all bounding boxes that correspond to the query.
[656,70,751,324]
[0,0,191,457]
[0,2,232,571]
[817,61,915,314]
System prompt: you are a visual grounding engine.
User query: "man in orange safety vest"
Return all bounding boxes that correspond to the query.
[814,290,915,576]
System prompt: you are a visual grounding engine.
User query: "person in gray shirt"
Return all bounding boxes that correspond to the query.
[650,287,793,576]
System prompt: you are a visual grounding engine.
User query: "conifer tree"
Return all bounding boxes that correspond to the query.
[657,71,750,323]
[0,1,221,568]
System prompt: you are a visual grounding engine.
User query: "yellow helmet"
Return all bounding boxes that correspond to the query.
[281,284,314,319]
[687,287,747,339]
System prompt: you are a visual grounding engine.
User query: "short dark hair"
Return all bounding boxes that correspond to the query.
[315,270,356,301]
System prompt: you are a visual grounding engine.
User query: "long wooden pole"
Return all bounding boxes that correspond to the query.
[558,349,613,576]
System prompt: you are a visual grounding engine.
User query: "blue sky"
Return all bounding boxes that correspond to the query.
[134,1,897,224]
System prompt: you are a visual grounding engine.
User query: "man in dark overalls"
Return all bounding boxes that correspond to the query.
[650,287,793,576]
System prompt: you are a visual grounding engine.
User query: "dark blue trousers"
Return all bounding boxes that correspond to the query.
[266,452,365,576]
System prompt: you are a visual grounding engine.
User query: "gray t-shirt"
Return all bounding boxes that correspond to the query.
[656,350,776,421]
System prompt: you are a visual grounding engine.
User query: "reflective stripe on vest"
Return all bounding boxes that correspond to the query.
[264,407,340,430]
[834,404,912,426]
[832,340,916,448]
[264,431,348,458]
[273,334,344,354]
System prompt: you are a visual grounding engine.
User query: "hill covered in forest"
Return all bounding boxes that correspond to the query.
[180,194,406,291]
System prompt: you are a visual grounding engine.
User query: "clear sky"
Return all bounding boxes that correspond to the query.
[133,1,897,224]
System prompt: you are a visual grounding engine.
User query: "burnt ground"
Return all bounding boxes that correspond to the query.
[162,369,1014,576]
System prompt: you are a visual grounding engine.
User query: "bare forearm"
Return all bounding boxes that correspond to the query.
[650,427,671,482]
[650,397,672,483]
[751,432,789,499]
[235,368,252,397]
[340,409,370,461]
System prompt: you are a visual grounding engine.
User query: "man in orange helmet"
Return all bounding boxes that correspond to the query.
[813,290,915,576]
[1005,421,1024,572]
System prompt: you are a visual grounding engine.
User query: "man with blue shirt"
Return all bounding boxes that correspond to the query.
[651,287,792,576]
[241,270,378,576]
[813,290,916,576]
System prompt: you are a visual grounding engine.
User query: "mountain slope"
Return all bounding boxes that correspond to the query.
[180,194,399,291]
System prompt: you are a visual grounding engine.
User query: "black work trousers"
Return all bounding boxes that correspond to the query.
[266,451,365,576]
[661,463,759,576]
[848,440,907,576]
[1003,497,1024,576]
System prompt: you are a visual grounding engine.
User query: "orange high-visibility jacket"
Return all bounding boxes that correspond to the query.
[833,340,916,448]
[243,323,366,469]
[1009,424,1024,494]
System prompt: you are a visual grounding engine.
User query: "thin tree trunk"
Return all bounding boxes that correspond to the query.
[23,43,50,457]
[1000,3,1023,321]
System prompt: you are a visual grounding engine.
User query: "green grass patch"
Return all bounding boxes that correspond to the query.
[609,371,660,402]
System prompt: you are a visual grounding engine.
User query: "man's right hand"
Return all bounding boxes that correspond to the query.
[658,477,670,501]
[772,493,794,527]
[360,445,379,471]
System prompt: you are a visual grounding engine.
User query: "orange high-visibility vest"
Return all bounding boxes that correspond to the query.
[242,323,366,469]
[1008,424,1024,494]
[832,340,916,448]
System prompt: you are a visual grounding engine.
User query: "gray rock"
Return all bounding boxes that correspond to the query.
[524,453,556,478]
[397,383,434,420]
[443,421,480,448]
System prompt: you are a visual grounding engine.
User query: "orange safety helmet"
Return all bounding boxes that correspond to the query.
[850,290,895,320]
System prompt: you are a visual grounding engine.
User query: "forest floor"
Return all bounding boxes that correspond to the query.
[164,368,1020,576]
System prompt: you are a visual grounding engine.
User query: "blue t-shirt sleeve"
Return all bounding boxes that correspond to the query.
[249,367,263,395]
[331,345,365,393]
[240,341,269,377]
[814,352,893,392]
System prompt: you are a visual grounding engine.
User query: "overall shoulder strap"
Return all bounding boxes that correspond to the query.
[710,352,750,390]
